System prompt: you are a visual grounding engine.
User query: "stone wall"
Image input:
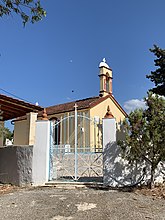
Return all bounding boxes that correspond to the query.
[0,145,33,186]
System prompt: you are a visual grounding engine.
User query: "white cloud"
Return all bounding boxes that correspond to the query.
[124,99,146,114]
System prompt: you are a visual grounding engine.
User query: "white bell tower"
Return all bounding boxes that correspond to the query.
[99,58,113,97]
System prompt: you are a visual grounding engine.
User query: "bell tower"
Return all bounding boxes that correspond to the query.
[99,58,113,97]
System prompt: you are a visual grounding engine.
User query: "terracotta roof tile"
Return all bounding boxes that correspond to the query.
[40,96,100,116]
[14,94,127,121]
[43,94,127,117]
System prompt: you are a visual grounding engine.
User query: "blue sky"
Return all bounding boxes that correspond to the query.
[1,0,165,119]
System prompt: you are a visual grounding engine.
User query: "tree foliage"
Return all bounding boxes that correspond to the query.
[147,45,165,96]
[0,107,13,144]
[0,0,46,25]
[118,92,165,188]
[0,126,13,143]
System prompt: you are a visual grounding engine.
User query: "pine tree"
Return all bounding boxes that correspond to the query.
[144,93,165,188]
[147,45,165,96]
[119,92,165,188]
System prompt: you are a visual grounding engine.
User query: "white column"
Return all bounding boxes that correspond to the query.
[102,118,117,186]
[102,118,116,149]
[32,120,50,186]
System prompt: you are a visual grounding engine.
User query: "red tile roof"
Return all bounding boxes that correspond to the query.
[43,96,100,116]
[42,94,127,117]
[14,94,127,121]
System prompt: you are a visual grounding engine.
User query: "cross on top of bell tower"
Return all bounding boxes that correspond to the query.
[99,58,110,69]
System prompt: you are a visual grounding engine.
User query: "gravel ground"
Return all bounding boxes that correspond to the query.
[0,186,165,220]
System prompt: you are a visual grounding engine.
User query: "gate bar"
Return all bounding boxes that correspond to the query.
[74,103,78,180]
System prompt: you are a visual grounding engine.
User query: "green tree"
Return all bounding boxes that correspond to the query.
[147,45,165,96]
[119,92,165,188]
[0,107,13,145]
[0,126,13,144]
[0,0,46,25]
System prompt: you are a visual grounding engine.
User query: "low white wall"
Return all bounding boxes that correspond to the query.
[103,118,165,187]
[32,120,50,186]
[0,118,51,187]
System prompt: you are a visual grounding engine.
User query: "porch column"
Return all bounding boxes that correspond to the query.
[32,119,50,186]
[27,112,38,145]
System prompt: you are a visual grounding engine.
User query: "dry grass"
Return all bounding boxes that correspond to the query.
[135,184,165,199]
[0,184,19,194]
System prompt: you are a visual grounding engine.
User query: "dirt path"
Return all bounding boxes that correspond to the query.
[0,186,165,220]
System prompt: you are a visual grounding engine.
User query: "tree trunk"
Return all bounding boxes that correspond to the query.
[150,165,155,189]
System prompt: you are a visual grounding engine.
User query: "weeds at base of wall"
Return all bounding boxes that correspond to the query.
[0,183,19,194]
[0,183,32,194]
[134,183,165,199]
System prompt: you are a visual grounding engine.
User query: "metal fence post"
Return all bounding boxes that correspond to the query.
[74,103,78,180]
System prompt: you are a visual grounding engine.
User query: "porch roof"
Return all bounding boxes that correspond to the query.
[0,94,43,121]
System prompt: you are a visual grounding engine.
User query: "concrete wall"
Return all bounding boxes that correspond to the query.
[0,145,33,186]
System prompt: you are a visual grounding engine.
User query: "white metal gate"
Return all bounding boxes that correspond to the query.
[49,105,103,182]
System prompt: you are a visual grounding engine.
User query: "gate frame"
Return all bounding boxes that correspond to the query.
[49,104,103,182]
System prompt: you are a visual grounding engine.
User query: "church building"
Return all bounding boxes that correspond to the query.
[13,59,127,148]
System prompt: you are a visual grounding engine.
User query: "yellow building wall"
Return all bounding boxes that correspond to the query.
[14,112,38,145]
[90,97,125,124]
[14,119,28,145]
[90,97,126,143]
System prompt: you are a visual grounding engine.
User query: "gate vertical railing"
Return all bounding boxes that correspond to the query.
[74,103,78,180]
[49,106,103,182]
[49,121,53,181]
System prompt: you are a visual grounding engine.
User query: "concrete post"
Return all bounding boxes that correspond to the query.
[27,112,38,145]
[102,118,116,149]
[102,117,117,186]
[32,120,50,186]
